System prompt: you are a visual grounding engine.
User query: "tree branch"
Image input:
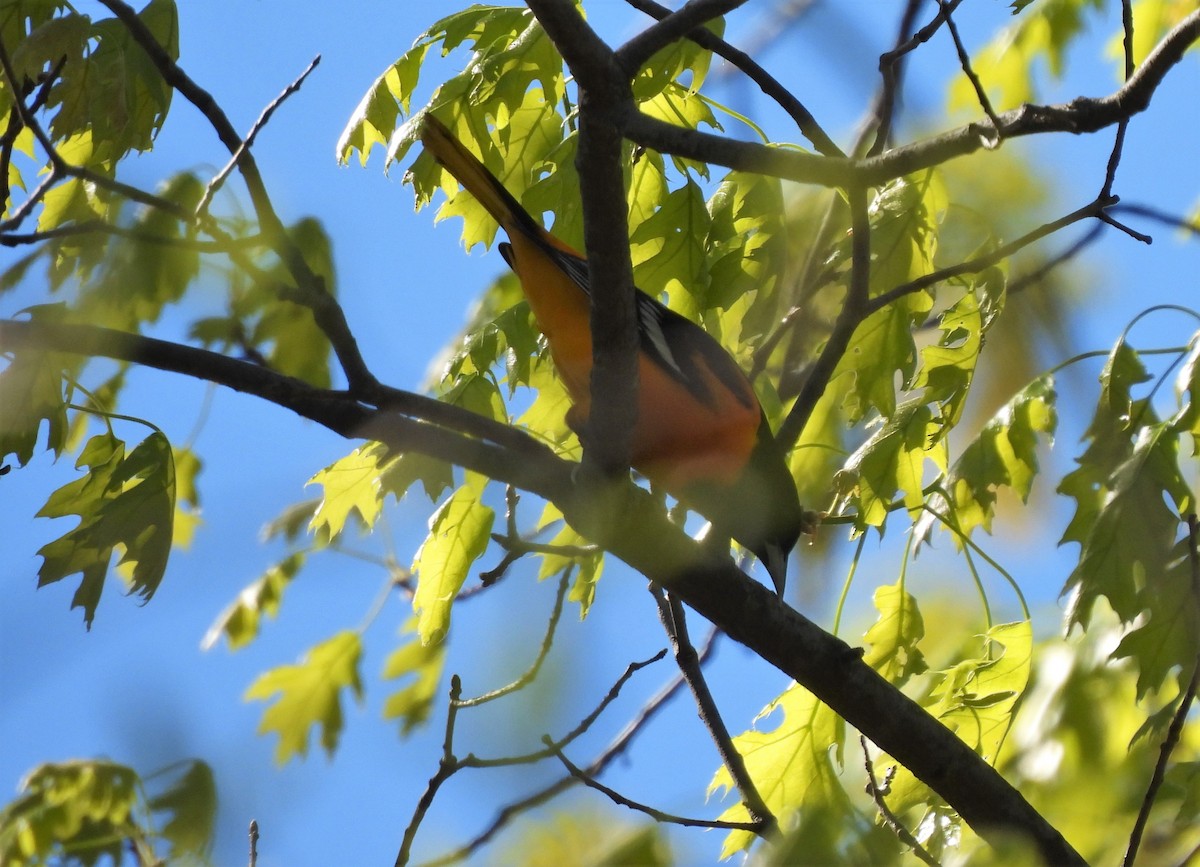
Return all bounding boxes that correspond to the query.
[652,587,775,831]
[0,316,1084,863]
[97,0,377,393]
[616,0,748,74]
[619,9,1200,187]
[620,0,842,156]
[544,736,761,831]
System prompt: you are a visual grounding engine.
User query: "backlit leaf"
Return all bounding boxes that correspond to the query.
[833,400,946,530]
[245,630,364,764]
[412,479,495,645]
[308,443,389,540]
[919,375,1057,540]
[0,350,68,468]
[36,431,177,627]
[202,553,304,651]
[863,581,928,686]
[710,685,849,858]
[382,617,446,734]
[146,760,216,862]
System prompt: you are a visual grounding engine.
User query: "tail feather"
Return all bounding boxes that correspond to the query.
[420,115,538,236]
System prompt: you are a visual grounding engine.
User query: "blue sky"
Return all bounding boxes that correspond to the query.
[2,2,1199,865]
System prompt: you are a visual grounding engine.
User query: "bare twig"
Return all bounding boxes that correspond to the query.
[939,0,1001,141]
[652,587,775,832]
[1101,0,1137,199]
[880,0,966,65]
[1123,515,1200,867]
[1111,203,1200,238]
[866,195,1120,315]
[861,736,941,867]
[462,649,668,768]
[196,55,321,218]
[1003,222,1105,297]
[397,676,465,867]
[248,820,259,867]
[619,0,843,156]
[455,571,571,707]
[863,0,926,158]
[424,637,715,866]
[544,736,761,831]
[1,220,265,251]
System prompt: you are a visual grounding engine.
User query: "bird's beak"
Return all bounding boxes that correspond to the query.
[763,542,788,597]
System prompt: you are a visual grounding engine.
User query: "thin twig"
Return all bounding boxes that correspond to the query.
[861,736,941,866]
[1111,203,1200,238]
[1123,515,1200,867]
[195,56,321,218]
[938,0,1001,141]
[455,571,571,707]
[544,736,761,831]
[1003,223,1104,297]
[616,0,750,74]
[1,220,265,250]
[1101,0,1137,199]
[866,195,1120,314]
[396,676,464,867]
[863,0,926,158]
[423,636,717,866]
[620,0,842,155]
[461,649,668,768]
[880,0,966,65]
[652,586,775,832]
[248,820,259,867]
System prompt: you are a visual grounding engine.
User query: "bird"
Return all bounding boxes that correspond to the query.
[419,113,803,595]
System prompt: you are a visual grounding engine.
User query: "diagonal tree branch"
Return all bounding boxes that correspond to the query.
[0,315,1083,864]
[620,0,843,156]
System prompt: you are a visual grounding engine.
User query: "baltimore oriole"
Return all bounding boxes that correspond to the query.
[420,115,803,595]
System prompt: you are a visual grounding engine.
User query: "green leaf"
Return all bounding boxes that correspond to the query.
[885,621,1033,813]
[629,177,710,315]
[537,503,602,617]
[921,375,1057,539]
[412,480,495,645]
[833,399,946,530]
[36,431,177,627]
[710,685,849,858]
[307,443,390,540]
[862,581,928,686]
[50,0,178,157]
[380,450,455,504]
[1063,421,1191,627]
[202,553,304,651]
[1112,535,1200,696]
[245,630,364,764]
[251,218,335,387]
[146,760,216,861]
[0,760,140,866]
[382,618,447,735]
[0,350,68,467]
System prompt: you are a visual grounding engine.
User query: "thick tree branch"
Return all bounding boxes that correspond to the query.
[620,9,1200,187]
[97,0,376,393]
[0,316,1082,863]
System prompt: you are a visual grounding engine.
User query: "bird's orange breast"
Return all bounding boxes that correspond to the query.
[504,230,761,494]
